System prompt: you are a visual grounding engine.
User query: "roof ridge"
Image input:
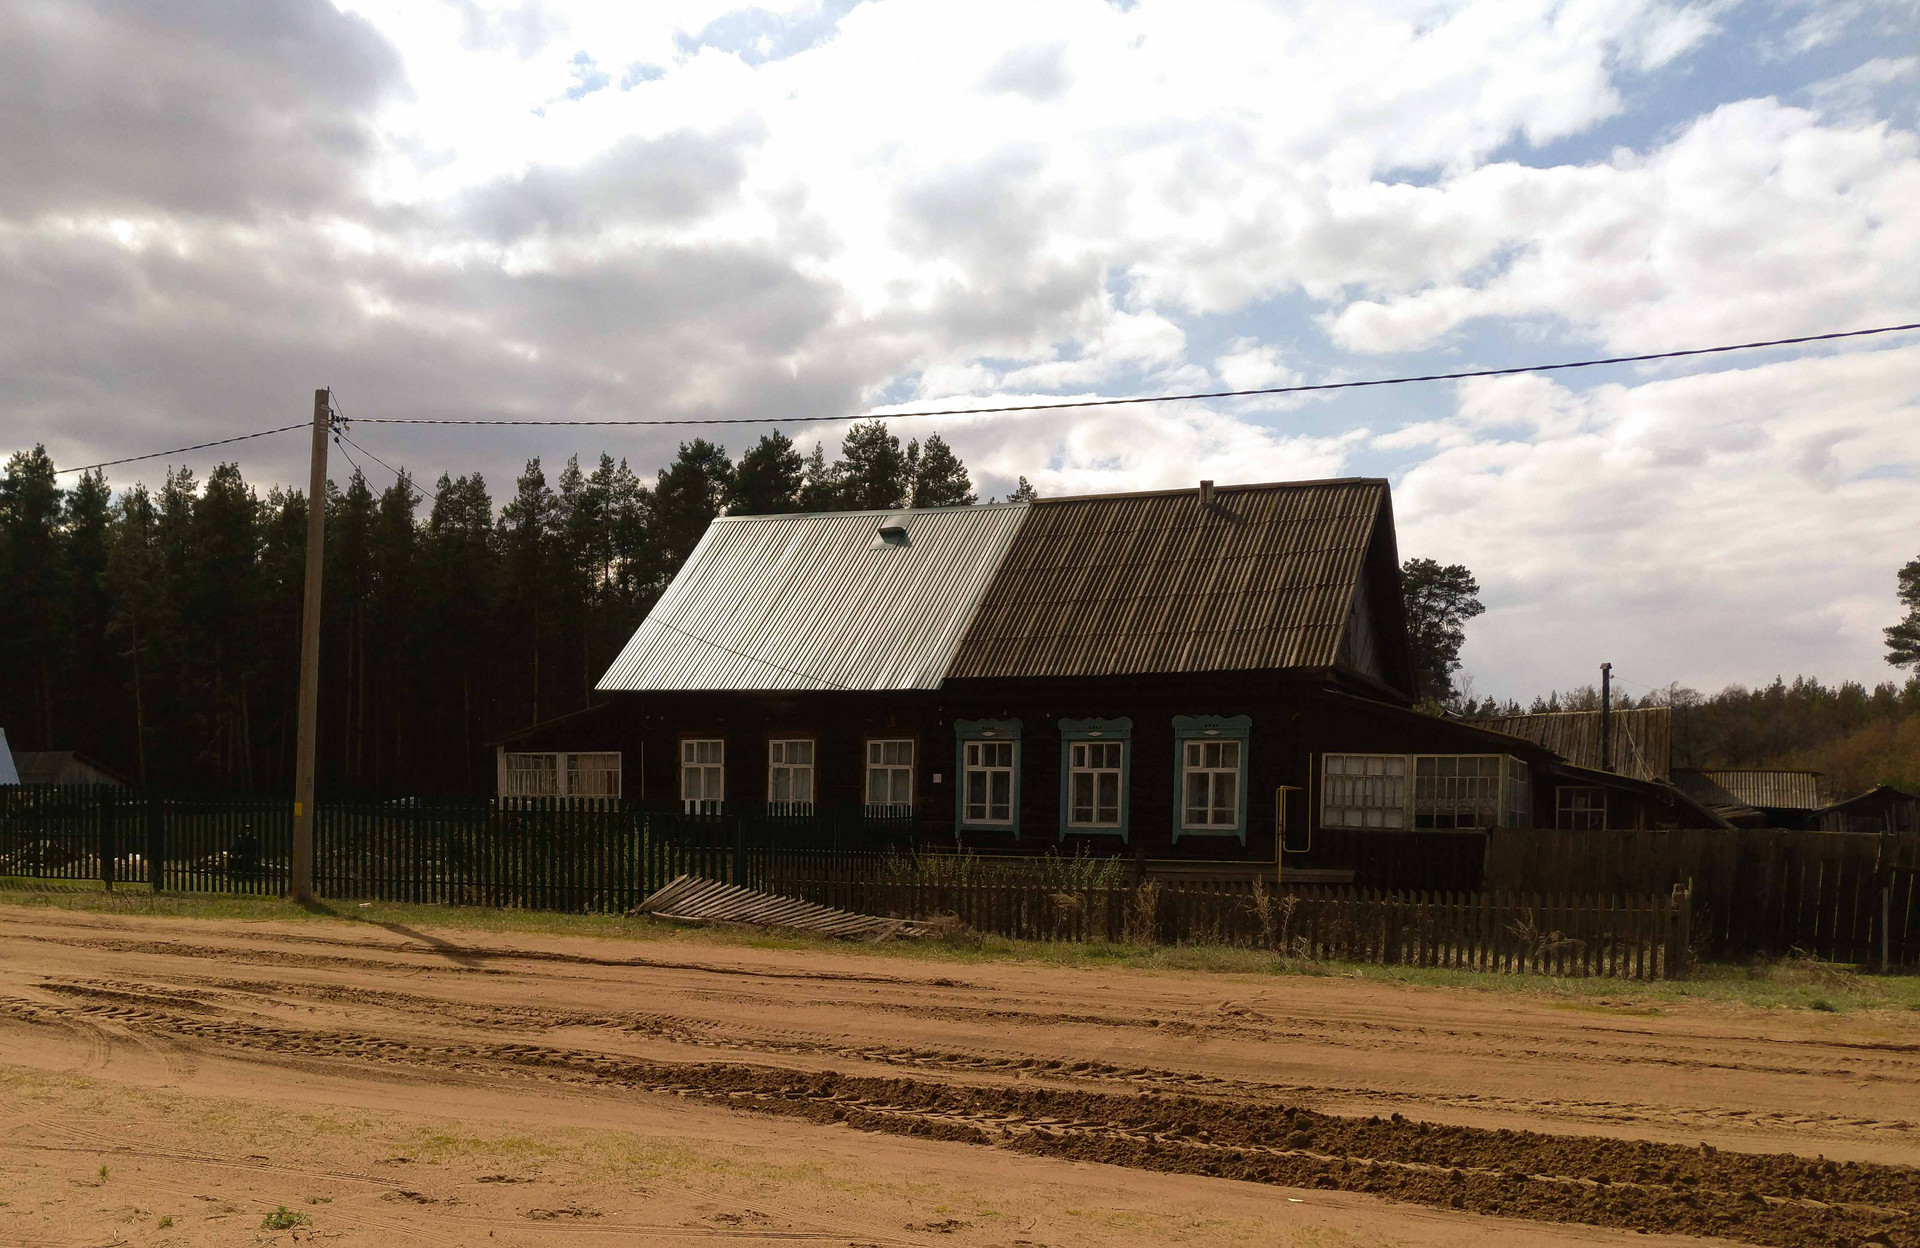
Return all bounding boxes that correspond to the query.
[1033,477,1387,505]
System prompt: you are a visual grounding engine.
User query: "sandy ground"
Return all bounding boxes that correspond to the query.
[0,904,1915,1247]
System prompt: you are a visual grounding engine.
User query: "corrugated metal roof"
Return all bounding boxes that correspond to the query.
[1695,769,1828,811]
[1468,708,1672,781]
[597,503,1030,692]
[946,479,1389,680]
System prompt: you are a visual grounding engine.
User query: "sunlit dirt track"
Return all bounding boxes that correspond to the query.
[2,903,1916,1246]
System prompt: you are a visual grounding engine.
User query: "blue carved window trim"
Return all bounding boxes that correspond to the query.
[1172,715,1251,844]
[1058,717,1131,841]
[954,718,1022,836]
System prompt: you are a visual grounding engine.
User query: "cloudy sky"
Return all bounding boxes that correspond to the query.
[3,0,1918,699]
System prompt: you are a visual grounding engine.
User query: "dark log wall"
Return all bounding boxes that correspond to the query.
[505,673,1686,890]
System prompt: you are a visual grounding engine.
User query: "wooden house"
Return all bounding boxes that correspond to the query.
[498,478,1699,886]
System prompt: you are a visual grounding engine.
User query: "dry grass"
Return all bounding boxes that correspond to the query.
[4,878,1915,1014]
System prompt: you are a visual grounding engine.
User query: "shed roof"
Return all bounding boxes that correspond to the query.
[1684,768,1828,811]
[946,479,1409,689]
[597,503,1029,692]
[0,729,17,785]
[1468,707,1672,782]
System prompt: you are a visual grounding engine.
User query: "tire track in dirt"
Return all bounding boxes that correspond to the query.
[142,976,1916,1143]
[3,992,1914,1248]
[0,921,970,987]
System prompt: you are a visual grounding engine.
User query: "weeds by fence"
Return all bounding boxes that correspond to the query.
[0,785,1754,979]
[758,866,1687,979]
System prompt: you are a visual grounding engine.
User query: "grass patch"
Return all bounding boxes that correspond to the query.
[5,879,1915,1014]
[260,1206,309,1230]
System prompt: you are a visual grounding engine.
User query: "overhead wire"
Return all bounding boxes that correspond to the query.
[41,319,1920,471]
[53,423,309,476]
[346,321,1920,427]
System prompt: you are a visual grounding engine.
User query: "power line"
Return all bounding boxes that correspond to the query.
[647,616,853,691]
[346,321,1920,428]
[39,319,1920,472]
[54,423,309,476]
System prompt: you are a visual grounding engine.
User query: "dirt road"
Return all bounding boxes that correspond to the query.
[1,904,1915,1246]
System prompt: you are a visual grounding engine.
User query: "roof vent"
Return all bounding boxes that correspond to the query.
[874,512,911,548]
[1198,479,1215,509]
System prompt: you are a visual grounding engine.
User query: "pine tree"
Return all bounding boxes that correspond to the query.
[1006,476,1038,502]
[796,441,842,512]
[907,434,976,507]
[103,484,162,783]
[837,420,909,510]
[61,470,117,757]
[1400,557,1485,706]
[727,432,806,515]
[499,459,559,728]
[0,446,63,747]
[651,439,732,574]
[1888,556,1920,672]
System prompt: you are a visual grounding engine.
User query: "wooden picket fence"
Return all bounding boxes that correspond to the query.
[1486,827,1919,967]
[760,870,1689,980]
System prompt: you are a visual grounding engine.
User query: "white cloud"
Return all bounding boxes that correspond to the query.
[5,0,1918,697]
[1397,345,1920,697]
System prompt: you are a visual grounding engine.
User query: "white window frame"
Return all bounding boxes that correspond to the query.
[767,737,815,807]
[963,739,1016,825]
[499,750,623,799]
[865,738,915,811]
[1321,754,1409,829]
[680,738,725,811]
[1067,740,1124,829]
[1181,738,1243,831]
[1414,754,1530,830]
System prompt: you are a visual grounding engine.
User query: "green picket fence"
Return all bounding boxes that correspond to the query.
[0,786,913,913]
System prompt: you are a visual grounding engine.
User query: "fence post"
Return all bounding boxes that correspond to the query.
[732,814,746,887]
[1883,886,1893,975]
[100,789,116,892]
[146,793,164,893]
[1667,884,1691,980]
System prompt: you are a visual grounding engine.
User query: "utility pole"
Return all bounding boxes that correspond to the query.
[290,388,331,905]
[1599,661,1613,774]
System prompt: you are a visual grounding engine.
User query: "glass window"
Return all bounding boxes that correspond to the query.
[1068,740,1123,827]
[1414,755,1504,828]
[504,752,622,799]
[1182,739,1242,829]
[768,738,814,806]
[1557,785,1606,830]
[866,738,914,809]
[566,752,622,798]
[962,739,1016,824]
[680,738,724,810]
[504,752,560,798]
[1321,754,1409,828]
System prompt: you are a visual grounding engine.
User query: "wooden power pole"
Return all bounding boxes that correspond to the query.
[290,388,331,905]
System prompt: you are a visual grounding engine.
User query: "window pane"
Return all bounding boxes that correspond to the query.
[867,769,888,804]
[1213,771,1236,822]
[1185,772,1209,824]
[889,769,911,805]
[1070,771,1092,823]
[965,769,985,821]
[771,770,791,801]
[1185,741,1202,767]
[1071,742,1086,768]
[1096,771,1119,822]
[1219,741,1240,769]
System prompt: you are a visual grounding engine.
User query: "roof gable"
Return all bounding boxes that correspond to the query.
[597,503,1029,692]
[946,478,1410,688]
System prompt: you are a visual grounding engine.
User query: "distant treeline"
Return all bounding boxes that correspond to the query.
[1465,676,1920,795]
[0,422,1000,796]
